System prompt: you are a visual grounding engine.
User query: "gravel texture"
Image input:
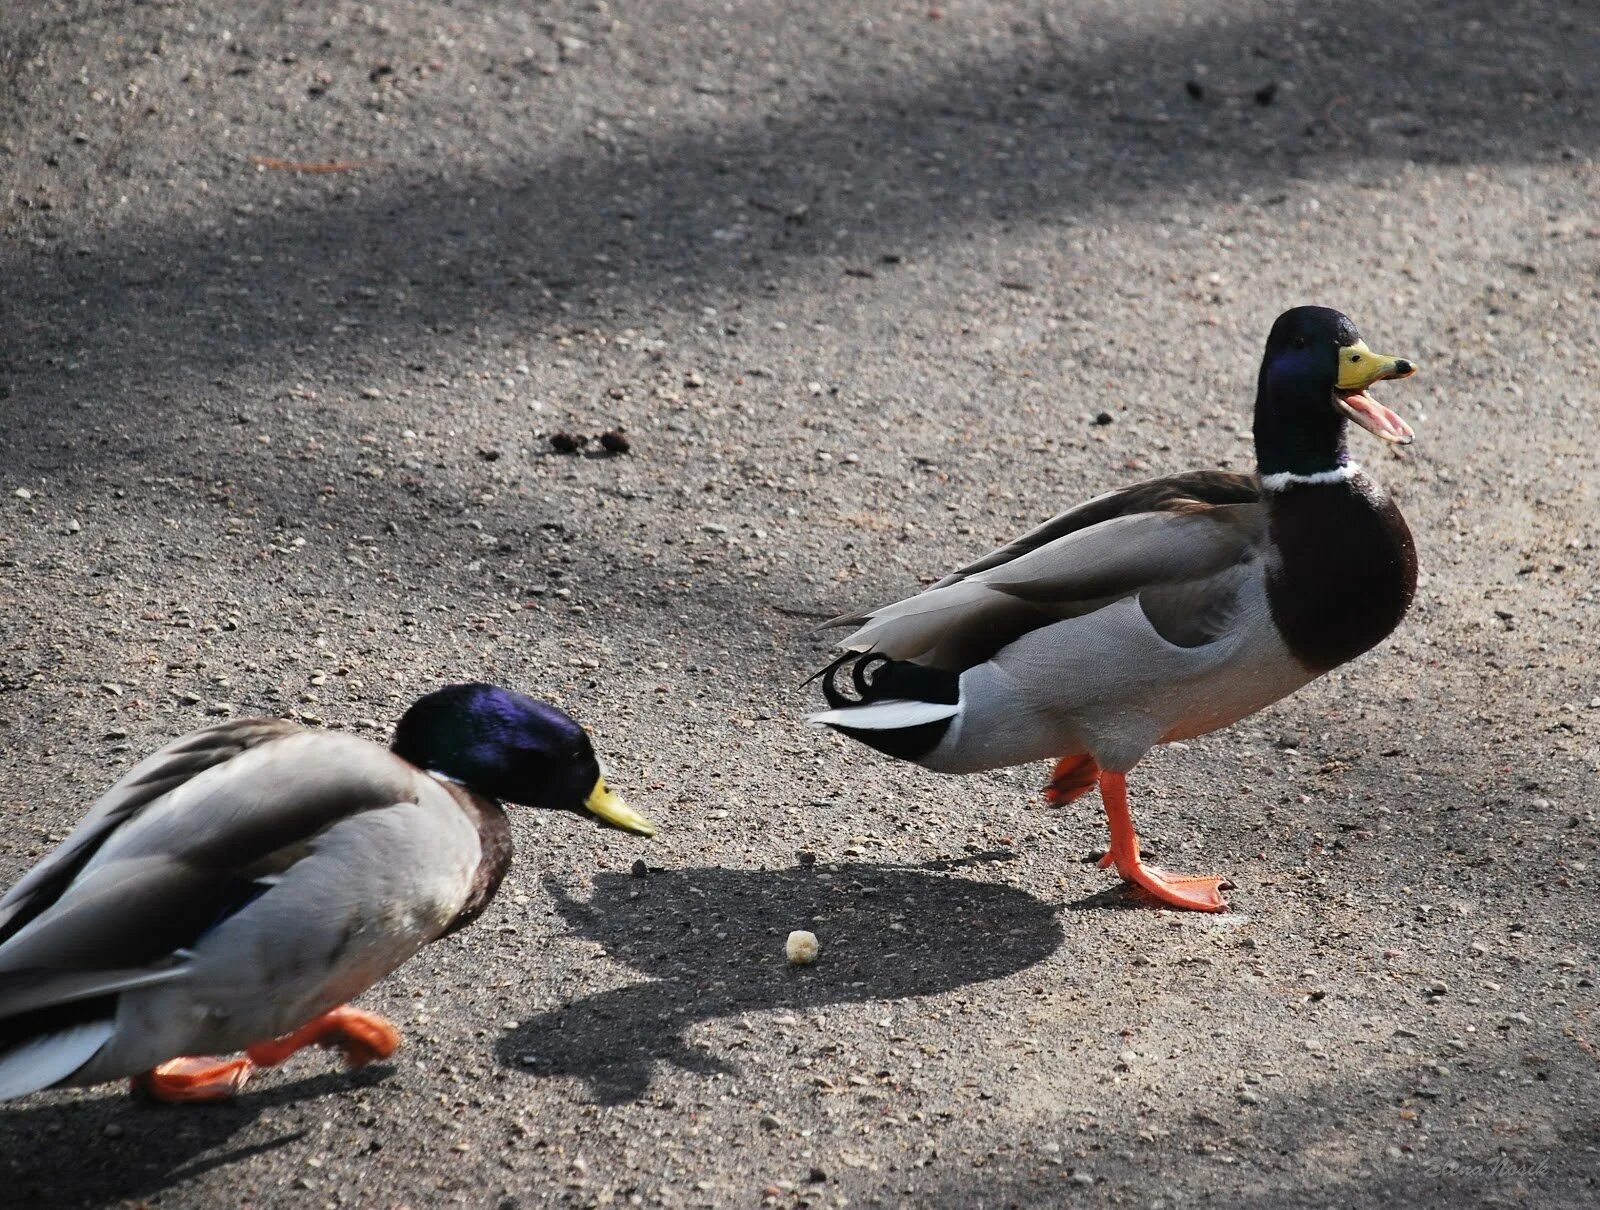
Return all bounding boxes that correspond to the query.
[1,1,1597,1207]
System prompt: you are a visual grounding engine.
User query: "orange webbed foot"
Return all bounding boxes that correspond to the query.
[247,1006,401,1070]
[1044,754,1101,805]
[131,1056,254,1102]
[1098,770,1231,913]
[318,1007,401,1068]
[1119,864,1232,912]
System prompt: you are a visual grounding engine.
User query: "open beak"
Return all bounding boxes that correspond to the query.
[582,776,657,837]
[1333,341,1417,445]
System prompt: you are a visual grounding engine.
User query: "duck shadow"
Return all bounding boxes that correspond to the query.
[0,1066,392,1209]
[497,859,1063,1104]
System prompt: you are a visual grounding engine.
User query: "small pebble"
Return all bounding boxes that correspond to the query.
[549,432,588,454]
[786,930,819,965]
[598,428,631,454]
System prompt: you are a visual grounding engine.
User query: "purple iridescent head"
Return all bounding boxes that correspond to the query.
[392,684,655,834]
[1254,306,1416,481]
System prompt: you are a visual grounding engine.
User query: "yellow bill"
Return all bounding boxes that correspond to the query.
[582,777,657,837]
[1334,340,1417,444]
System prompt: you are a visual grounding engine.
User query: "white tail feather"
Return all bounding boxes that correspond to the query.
[0,1019,114,1101]
[807,700,960,730]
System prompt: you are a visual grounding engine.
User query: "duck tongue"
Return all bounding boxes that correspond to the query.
[1335,390,1413,444]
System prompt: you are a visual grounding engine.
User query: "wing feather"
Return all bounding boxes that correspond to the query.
[834,500,1264,670]
[823,470,1261,632]
[0,719,300,944]
[0,963,188,1021]
[0,731,423,985]
[931,470,1257,586]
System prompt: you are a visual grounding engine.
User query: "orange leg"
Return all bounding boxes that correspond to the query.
[1046,755,1136,870]
[1044,753,1101,805]
[130,1007,400,1103]
[1099,771,1230,912]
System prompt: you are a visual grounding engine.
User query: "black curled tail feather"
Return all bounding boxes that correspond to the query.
[818,652,960,710]
[813,652,960,763]
[809,651,859,706]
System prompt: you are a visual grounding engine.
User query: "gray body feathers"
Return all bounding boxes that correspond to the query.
[811,472,1318,773]
[0,720,490,1097]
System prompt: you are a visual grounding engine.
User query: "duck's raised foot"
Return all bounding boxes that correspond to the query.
[1044,753,1101,805]
[247,1006,401,1070]
[130,1007,401,1103]
[131,1056,253,1103]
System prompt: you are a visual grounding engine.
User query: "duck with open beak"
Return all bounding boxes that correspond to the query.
[807,306,1426,913]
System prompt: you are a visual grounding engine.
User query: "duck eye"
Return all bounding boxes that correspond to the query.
[1349,352,1362,363]
[1290,336,1307,350]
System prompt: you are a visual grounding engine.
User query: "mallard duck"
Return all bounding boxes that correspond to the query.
[0,683,655,1102]
[810,306,1418,912]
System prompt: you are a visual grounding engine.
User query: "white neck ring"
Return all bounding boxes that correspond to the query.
[1260,463,1362,492]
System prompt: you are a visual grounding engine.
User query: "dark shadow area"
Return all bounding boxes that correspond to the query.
[911,1099,1599,1208]
[0,1065,392,1210]
[3,0,1594,465]
[497,860,1062,1103]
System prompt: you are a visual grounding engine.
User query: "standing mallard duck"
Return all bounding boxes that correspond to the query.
[810,307,1418,912]
[0,683,655,1102]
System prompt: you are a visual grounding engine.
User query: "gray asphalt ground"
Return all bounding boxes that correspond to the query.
[2,1,1597,1206]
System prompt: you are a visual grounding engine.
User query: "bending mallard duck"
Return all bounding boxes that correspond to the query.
[0,683,655,1101]
[811,306,1419,912]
